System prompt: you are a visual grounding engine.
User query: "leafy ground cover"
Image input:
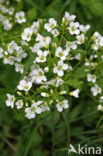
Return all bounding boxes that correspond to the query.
[0,0,103,156]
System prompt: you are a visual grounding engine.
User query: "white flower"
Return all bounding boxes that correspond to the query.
[17,80,32,92]
[15,100,23,109]
[79,25,90,33]
[66,41,77,50]
[22,28,33,41]
[6,94,15,108]
[16,46,27,62]
[44,67,49,72]
[70,89,80,98]
[92,32,100,40]
[55,47,68,60]
[29,68,47,84]
[0,47,3,58]
[91,84,101,96]
[74,53,81,60]
[25,101,42,119]
[41,92,49,97]
[56,99,69,112]
[76,34,85,44]
[97,104,103,111]
[3,19,12,30]
[15,11,26,24]
[7,41,17,54]
[100,96,103,103]
[87,74,96,83]
[53,60,68,76]
[69,22,80,35]
[51,29,59,37]
[36,50,49,63]
[55,78,64,87]
[21,40,28,46]
[3,56,15,65]
[64,12,76,22]
[30,43,41,53]
[36,33,51,48]
[41,103,50,112]
[44,18,57,32]
[15,63,24,74]
[8,7,15,15]
[31,21,39,33]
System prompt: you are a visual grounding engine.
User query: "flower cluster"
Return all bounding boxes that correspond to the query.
[0,41,27,73]
[0,0,25,31]
[5,10,103,119]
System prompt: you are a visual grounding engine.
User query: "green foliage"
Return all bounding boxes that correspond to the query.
[1,0,103,156]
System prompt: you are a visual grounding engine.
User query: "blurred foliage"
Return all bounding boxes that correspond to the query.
[1,0,103,156]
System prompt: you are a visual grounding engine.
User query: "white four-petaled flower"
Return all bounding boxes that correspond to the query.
[15,100,23,109]
[56,99,69,112]
[55,47,68,60]
[25,101,43,119]
[91,84,101,96]
[70,89,80,98]
[44,18,57,32]
[6,94,15,108]
[69,22,80,35]
[17,80,32,92]
[36,50,49,63]
[53,60,68,76]
[15,11,26,24]
[87,74,96,83]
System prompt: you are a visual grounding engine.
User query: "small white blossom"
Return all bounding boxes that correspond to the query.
[91,84,101,96]
[15,11,26,24]
[15,100,23,109]
[8,7,14,15]
[79,25,90,33]
[66,41,77,50]
[41,103,50,112]
[97,104,103,111]
[30,43,41,53]
[6,94,15,108]
[0,47,3,58]
[36,50,49,63]
[44,67,49,72]
[25,101,42,119]
[36,33,51,48]
[22,28,33,41]
[64,11,76,22]
[51,29,59,37]
[3,19,12,30]
[41,92,49,97]
[100,96,103,103]
[15,63,24,74]
[53,60,68,76]
[76,34,85,44]
[87,74,96,83]
[69,22,80,35]
[8,41,18,54]
[55,78,64,87]
[70,89,80,98]
[29,68,47,84]
[44,18,57,32]
[31,21,40,33]
[55,47,68,60]
[56,99,69,112]
[17,80,32,92]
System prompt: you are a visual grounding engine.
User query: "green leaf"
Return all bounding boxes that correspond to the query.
[32,149,45,156]
[74,66,89,78]
[27,7,37,22]
[69,104,81,121]
[66,79,83,89]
